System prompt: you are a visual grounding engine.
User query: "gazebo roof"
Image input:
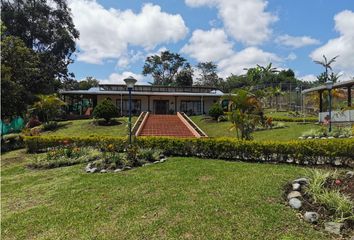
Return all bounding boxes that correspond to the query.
[302,79,354,94]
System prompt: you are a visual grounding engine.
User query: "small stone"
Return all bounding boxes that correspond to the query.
[298,137,304,140]
[307,137,313,139]
[334,159,342,166]
[324,222,344,235]
[304,212,319,223]
[114,169,122,173]
[346,171,354,178]
[100,169,107,173]
[289,198,302,209]
[287,191,302,200]
[314,137,319,139]
[159,159,166,163]
[328,136,335,139]
[349,136,353,138]
[153,161,160,164]
[338,135,345,138]
[143,163,152,166]
[123,166,132,170]
[321,137,327,139]
[89,167,97,173]
[292,183,301,191]
[293,178,309,185]
[159,153,165,160]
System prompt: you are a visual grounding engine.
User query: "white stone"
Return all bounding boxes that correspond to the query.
[328,136,335,139]
[304,212,319,223]
[100,169,107,173]
[292,183,301,191]
[307,137,313,139]
[321,137,327,139]
[289,198,302,209]
[89,167,97,173]
[287,191,302,200]
[346,171,354,178]
[114,169,122,173]
[293,178,309,185]
[123,166,132,170]
[324,222,343,235]
[338,135,345,138]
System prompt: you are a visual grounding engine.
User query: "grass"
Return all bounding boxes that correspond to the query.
[190,115,321,141]
[1,150,332,239]
[41,117,137,137]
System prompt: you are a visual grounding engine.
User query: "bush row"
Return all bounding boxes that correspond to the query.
[24,136,354,167]
[270,116,318,122]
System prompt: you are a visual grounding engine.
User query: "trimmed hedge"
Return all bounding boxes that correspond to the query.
[270,116,318,122]
[24,136,354,167]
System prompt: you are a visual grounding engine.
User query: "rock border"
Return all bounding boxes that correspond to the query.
[285,173,354,237]
[85,157,168,174]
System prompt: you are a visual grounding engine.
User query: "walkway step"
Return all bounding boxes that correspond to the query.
[138,114,195,138]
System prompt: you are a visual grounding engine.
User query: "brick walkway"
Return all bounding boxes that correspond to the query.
[139,114,195,137]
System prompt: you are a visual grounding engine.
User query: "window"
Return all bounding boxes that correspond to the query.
[180,101,201,115]
[117,99,141,115]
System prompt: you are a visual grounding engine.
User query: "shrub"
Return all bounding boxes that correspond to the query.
[270,116,317,122]
[138,148,161,162]
[209,103,224,120]
[1,134,24,152]
[93,99,118,123]
[24,136,354,167]
[42,121,58,131]
[27,147,101,169]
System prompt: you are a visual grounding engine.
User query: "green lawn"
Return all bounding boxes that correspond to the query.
[190,116,321,141]
[1,150,332,239]
[41,117,136,137]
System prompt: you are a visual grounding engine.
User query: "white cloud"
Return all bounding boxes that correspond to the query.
[298,74,317,82]
[276,35,320,48]
[181,28,234,62]
[218,47,282,77]
[117,50,145,68]
[100,72,147,84]
[310,10,354,75]
[69,0,188,64]
[185,0,277,45]
[286,52,297,61]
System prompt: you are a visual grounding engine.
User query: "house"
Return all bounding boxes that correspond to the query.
[60,84,225,117]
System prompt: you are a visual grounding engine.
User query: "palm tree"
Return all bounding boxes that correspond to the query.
[224,89,262,140]
[32,94,66,122]
[314,55,339,82]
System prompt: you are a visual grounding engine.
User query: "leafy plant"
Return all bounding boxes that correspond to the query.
[42,121,59,131]
[208,103,224,120]
[138,148,161,162]
[31,95,66,122]
[93,99,118,123]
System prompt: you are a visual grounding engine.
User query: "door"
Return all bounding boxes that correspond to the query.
[154,100,169,114]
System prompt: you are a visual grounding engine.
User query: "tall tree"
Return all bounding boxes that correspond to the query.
[1,0,79,92]
[142,50,192,86]
[1,32,40,117]
[196,61,221,87]
[175,65,193,87]
[314,55,339,83]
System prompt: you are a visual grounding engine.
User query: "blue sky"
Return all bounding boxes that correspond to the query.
[68,0,354,84]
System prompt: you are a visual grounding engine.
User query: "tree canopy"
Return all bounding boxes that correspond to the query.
[195,62,221,87]
[142,50,193,86]
[1,0,79,118]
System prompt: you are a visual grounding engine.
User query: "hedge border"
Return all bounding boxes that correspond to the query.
[270,116,318,122]
[24,136,354,167]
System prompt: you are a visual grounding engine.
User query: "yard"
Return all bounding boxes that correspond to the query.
[41,117,137,137]
[190,115,321,141]
[1,149,332,240]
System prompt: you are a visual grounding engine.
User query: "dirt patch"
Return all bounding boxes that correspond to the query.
[198,175,214,182]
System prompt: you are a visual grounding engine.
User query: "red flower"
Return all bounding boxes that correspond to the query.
[335,179,341,185]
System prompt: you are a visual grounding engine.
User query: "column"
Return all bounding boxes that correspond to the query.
[348,86,352,107]
[319,91,323,112]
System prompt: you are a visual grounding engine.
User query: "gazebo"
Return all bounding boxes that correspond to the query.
[302,79,354,122]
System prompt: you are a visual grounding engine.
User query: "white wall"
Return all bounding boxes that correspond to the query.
[319,110,354,122]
